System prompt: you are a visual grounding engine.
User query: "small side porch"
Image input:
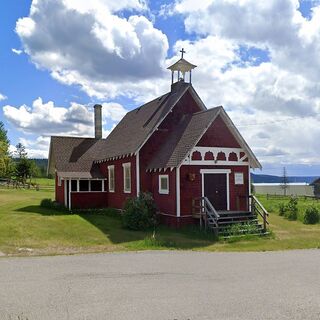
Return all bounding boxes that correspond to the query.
[56,173,108,210]
[192,196,269,237]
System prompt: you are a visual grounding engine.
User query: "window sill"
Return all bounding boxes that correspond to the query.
[159,190,169,195]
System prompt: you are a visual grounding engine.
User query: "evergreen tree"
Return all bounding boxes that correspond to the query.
[280,167,289,196]
[0,121,13,178]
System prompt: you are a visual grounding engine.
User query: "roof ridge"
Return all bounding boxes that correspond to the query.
[193,106,222,115]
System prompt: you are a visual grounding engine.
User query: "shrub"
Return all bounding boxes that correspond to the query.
[303,206,320,224]
[278,203,287,216]
[40,198,54,208]
[285,196,298,220]
[122,192,158,231]
[40,198,66,211]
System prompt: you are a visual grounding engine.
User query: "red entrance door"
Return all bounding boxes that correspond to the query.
[204,174,228,210]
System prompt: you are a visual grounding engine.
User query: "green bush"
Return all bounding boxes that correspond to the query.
[278,203,287,216]
[40,198,54,208]
[122,192,158,230]
[303,206,320,224]
[285,196,298,220]
[40,198,65,211]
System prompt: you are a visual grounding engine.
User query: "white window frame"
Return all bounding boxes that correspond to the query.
[108,165,115,192]
[159,174,169,195]
[122,162,131,193]
[234,172,244,185]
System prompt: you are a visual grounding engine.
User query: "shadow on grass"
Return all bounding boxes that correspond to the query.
[15,205,68,216]
[15,205,218,249]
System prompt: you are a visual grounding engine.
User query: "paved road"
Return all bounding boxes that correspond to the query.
[0,250,319,320]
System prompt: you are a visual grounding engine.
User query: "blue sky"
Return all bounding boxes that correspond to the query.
[0,0,320,176]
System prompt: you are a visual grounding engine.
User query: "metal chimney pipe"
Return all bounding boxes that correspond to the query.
[94,104,102,139]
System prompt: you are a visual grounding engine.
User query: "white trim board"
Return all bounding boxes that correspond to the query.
[200,169,231,210]
[186,161,250,166]
[176,167,180,217]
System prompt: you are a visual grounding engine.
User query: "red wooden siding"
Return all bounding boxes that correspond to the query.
[150,169,176,216]
[197,115,241,148]
[99,155,136,209]
[180,165,250,215]
[139,90,202,193]
[71,192,108,209]
[55,174,64,205]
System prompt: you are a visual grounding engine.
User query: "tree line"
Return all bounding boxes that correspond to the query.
[0,121,47,183]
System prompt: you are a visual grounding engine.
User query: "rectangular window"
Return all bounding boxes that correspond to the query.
[71,180,77,192]
[123,163,131,193]
[58,176,62,187]
[79,180,89,191]
[108,165,115,192]
[235,172,244,185]
[159,175,169,194]
[91,180,102,192]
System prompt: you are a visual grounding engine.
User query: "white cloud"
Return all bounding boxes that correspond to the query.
[3,97,127,137]
[16,0,169,101]
[102,102,128,121]
[3,97,128,158]
[165,0,320,169]
[0,93,7,101]
[11,48,23,55]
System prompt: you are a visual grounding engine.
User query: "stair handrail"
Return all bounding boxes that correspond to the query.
[250,195,269,231]
[192,197,220,230]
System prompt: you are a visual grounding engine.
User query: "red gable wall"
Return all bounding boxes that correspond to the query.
[139,89,202,192]
[197,115,241,148]
[99,155,136,209]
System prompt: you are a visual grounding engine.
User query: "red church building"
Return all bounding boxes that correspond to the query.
[48,53,262,228]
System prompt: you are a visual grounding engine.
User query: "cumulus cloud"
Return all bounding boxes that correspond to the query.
[3,97,127,137]
[16,0,169,100]
[3,97,129,158]
[165,0,320,169]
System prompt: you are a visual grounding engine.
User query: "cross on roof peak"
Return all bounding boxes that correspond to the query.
[180,48,186,59]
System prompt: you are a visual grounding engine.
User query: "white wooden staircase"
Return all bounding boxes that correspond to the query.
[192,196,269,237]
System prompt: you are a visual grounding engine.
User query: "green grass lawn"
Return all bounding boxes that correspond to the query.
[258,194,320,222]
[0,184,319,256]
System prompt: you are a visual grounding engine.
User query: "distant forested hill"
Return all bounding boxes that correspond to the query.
[251,173,317,184]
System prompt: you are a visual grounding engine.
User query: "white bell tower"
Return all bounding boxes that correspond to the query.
[167,48,197,84]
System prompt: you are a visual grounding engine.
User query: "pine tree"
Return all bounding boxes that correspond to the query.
[0,121,12,178]
[280,167,289,196]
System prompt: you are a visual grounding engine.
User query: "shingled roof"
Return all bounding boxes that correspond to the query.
[147,107,221,170]
[48,136,105,178]
[95,81,204,161]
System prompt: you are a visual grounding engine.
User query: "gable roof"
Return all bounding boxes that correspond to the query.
[147,107,221,169]
[147,106,261,170]
[48,81,261,174]
[94,81,205,162]
[48,136,105,178]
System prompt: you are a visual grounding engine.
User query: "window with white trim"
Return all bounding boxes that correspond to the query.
[108,165,115,192]
[234,172,244,185]
[159,175,169,194]
[123,162,131,193]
